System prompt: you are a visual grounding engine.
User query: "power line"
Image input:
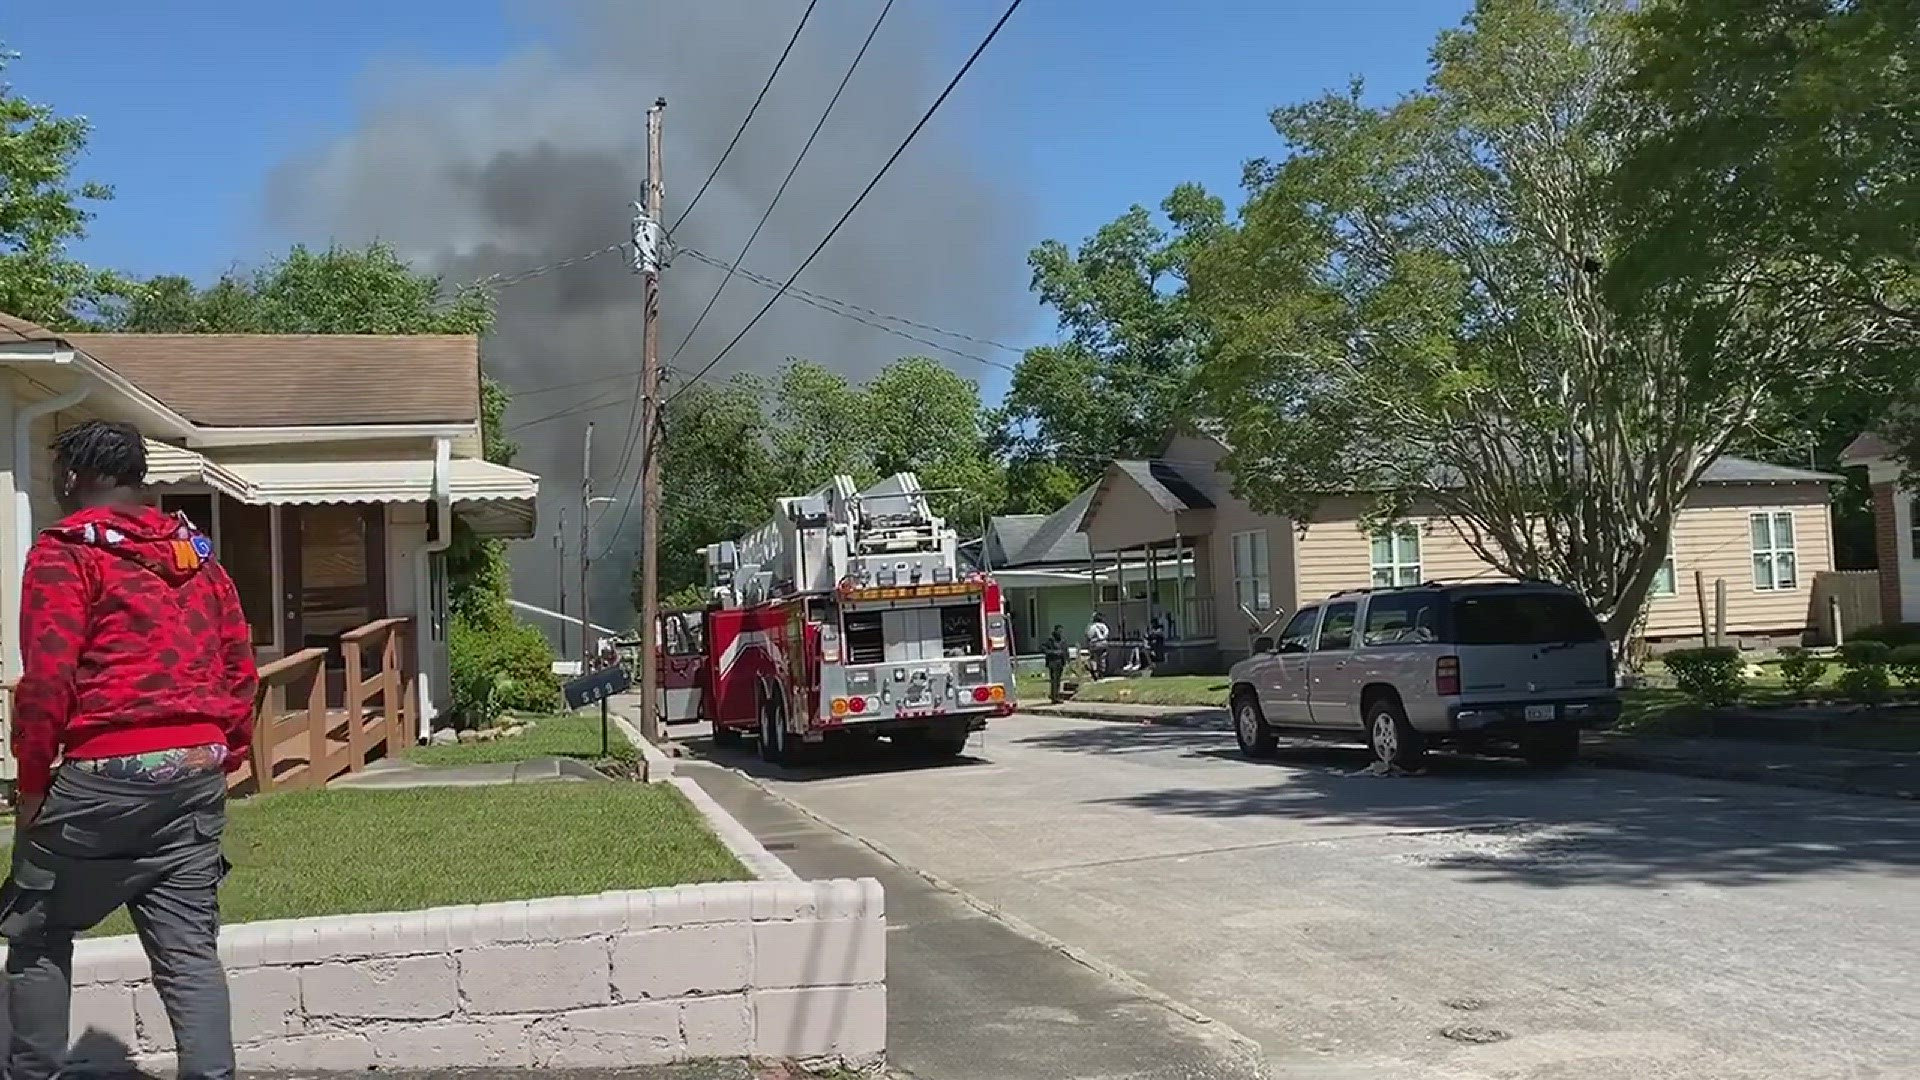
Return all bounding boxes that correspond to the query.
[675,245,1026,356]
[468,243,627,292]
[670,0,821,234]
[663,0,899,379]
[606,0,894,536]
[666,0,1029,406]
[505,387,633,433]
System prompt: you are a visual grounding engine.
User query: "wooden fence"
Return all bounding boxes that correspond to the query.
[233,616,415,795]
[1811,570,1882,646]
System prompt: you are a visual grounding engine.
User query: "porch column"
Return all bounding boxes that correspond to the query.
[1172,533,1185,642]
[1147,543,1160,627]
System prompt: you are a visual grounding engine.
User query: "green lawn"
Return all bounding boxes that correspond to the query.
[8,783,748,937]
[1017,672,1229,708]
[408,711,633,767]
[1616,686,1920,752]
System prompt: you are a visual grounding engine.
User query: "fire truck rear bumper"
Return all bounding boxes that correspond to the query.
[813,709,996,734]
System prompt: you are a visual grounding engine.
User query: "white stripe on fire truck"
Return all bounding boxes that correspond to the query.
[716,630,785,677]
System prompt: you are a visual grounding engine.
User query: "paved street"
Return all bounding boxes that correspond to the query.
[698,715,1920,1080]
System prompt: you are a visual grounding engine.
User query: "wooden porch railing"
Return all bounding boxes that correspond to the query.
[232,616,415,796]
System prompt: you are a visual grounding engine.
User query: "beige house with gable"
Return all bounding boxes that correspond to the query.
[1076,433,1837,666]
[0,314,540,790]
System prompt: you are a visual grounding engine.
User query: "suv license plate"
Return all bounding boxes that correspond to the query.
[1524,704,1555,722]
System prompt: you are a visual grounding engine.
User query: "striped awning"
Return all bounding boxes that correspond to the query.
[140,441,540,538]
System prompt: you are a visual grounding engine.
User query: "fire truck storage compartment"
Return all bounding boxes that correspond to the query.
[844,610,887,665]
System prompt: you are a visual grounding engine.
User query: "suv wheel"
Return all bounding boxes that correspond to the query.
[1522,725,1580,768]
[1367,697,1425,771]
[1233,691,1277,758]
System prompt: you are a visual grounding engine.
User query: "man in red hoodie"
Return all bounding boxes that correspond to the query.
[3,420,258,1080]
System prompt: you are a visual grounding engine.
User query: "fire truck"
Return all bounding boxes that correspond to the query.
[656,473,1016,763]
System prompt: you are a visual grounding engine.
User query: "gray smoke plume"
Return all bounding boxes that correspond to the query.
[263,0,1031,640]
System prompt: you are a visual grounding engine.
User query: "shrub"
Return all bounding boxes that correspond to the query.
[1836,664,1891,705]
[1664,647,1746,708]
[1850,623,1920,648]
[1890,644,1920,690]
[1775,647,1828,697]
[1837,640,1893,705]
[450,609,562,726]
[1838,639,1892,668]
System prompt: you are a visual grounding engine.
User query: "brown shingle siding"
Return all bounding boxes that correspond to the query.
[1872,481,1903,625]
[64,333,480,427]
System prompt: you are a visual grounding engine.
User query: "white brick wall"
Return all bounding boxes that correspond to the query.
[0,878,885,1071]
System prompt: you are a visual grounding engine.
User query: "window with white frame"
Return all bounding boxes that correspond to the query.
[1651,536,1677,597]
[1231,530,1272,611]
[1370,525,1421,587]
[1750,510,1798,591]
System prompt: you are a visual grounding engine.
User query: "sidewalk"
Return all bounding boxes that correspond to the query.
[1024,701,1920,801]
[679,761,1269,1080]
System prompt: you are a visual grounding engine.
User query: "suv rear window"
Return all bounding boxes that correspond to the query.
[1450,591,1605,645]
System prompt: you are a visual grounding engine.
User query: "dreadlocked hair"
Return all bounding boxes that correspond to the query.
[51,420,148,488]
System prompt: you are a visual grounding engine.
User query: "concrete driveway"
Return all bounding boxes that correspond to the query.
[703,714,1920,1080]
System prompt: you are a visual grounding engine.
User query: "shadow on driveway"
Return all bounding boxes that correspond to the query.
[1015,719,1920,890]
[681,733,993,783]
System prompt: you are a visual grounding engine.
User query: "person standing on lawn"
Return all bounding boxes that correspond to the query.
[1084,612,1111,680]
[2,420,258,1080]
[1041,625,1069,703]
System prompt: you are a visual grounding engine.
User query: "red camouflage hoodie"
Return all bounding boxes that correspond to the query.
[12,504,260,796]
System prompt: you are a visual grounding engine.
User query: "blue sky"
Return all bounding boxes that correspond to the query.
[8,0,1470,372]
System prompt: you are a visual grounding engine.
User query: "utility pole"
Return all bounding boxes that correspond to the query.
[635,97,668,743]
[579,421,594,672]
[554,504,568,660]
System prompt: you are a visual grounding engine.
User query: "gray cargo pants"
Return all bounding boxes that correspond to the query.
[2,766,233,1080]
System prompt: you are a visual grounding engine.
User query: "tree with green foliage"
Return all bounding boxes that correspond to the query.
[0,47,128,326]
[1610,0,1917,524]
[1189,0,1883,640]
[998,185,1224,502]
[641,357,1007,602]
[651,373,784,599]
[1611,0,1917,340]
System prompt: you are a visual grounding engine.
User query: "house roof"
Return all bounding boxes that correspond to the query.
[1841,432,1893,464]
[0,314,58,343]
[1113,459,1214,512]
[1698,455,1842,485]
[987,485,1098,569]
[63,333,481,427]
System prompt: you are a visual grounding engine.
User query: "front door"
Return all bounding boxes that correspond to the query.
[1307,601,1359,728]
[1259,606,1321,725]
[280,504,388,708]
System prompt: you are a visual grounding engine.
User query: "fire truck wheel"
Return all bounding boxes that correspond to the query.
[757,699,791,765]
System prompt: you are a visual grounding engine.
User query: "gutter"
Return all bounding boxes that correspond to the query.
[15,386,92,584]
[186,422,475,448]
[415,436,454,739]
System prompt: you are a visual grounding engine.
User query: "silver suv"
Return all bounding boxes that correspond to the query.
[1228,582,1620,769]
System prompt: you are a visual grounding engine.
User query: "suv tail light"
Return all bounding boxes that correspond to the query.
[1435,655,1461,696]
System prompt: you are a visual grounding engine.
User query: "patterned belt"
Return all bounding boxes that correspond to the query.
[65,744,229,782]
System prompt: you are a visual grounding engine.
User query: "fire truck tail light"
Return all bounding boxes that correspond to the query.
[986,614,1008,651]
[819,627,841,665]
[831,697,850,717]
[848,696,867,714]
[988,684,1005,702]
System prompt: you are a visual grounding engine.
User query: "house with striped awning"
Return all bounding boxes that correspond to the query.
[0,314,540,791]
